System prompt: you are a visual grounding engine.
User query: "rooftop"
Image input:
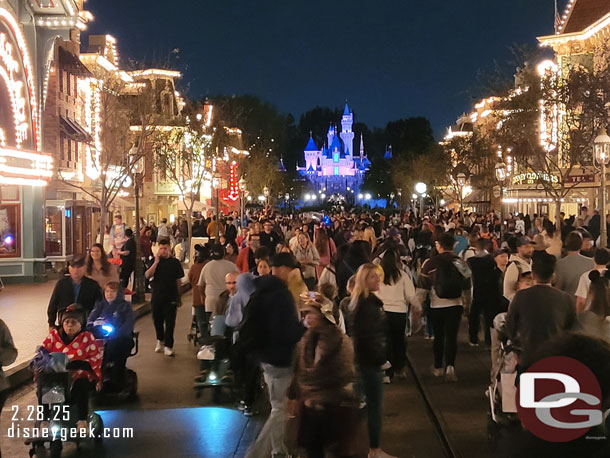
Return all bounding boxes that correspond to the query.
[561,0,610,34]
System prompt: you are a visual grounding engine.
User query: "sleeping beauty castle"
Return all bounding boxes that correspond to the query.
[297,103,371,196]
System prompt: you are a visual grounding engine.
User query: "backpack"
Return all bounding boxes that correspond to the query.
[434,257,471,299]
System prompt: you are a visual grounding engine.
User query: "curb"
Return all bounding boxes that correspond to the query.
[5,301,152,392]
[5,279,191,393]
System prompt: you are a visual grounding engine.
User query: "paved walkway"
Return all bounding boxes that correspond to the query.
[407,316,493,458]
[0,282,56,371]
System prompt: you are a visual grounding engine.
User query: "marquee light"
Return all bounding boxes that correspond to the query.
[0,8,39,149]
[0,146,53,186]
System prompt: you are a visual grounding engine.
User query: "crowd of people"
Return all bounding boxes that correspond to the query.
[24,202,610,457]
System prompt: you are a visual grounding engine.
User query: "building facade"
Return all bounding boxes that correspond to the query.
[297,103,370,196]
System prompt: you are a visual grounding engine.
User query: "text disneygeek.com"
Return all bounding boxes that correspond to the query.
[7,424,134,441]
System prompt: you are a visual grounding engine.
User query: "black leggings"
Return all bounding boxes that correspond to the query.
[385,312,407,377]
[429,306,463,369]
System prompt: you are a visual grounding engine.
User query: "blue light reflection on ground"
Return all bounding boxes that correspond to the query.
[96,407,247,457]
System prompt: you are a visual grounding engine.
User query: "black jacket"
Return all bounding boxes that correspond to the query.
[47,276,102,326]
[239,275,304,367]
[349,294,387,367]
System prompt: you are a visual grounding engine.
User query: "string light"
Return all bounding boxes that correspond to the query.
[0,8,40,150]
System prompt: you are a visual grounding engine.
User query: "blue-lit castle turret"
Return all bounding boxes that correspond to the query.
[297,103,370,196]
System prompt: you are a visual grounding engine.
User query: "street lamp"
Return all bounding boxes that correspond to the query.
[452,164,470,222]
[594,128,610,247]
[212,171,222,241]
[415,182,427,217]
[495,161,507,236]
[238,176,247,228]
[129,145,145,303]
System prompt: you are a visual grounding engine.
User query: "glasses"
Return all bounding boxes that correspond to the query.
[225,281,237,285]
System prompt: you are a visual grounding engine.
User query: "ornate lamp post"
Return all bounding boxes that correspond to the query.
[238,177,247,228]
[212,171,222,241]
[594,128,610,248]
[495,161,507,236]
[129,146,145,303]
[452,164,470,222]
[415,182,427,218]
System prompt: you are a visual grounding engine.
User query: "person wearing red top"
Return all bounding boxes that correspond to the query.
[40,305,102,430]
[236,233,260,273]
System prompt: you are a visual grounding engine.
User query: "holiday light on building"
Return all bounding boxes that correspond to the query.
[0,8,40,150]
[227,161,240,201]
[537,60,559,153]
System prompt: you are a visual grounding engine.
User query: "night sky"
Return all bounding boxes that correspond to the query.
[85,0,563,136]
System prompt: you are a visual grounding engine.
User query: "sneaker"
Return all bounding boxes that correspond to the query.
[368,448,397,458]
[468,341,479,347]
[237,400,247,411]
[431,366,444,377]
[164,347,175,357]
[243,406,253,417]
[445,365,458,382]
[154,340,164,353]
[382,375,391,384]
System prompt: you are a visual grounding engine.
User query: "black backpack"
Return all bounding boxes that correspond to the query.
[434,257,470,299]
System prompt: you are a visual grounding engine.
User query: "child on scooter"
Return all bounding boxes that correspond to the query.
[40,304,102,430]
[87,281,135,386]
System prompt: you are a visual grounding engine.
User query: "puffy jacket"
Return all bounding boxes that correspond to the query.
[239,275,305,367]
[349,294,387,367]
[87,288,135,338]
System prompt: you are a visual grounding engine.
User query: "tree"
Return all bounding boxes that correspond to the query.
[385,117,435,161]
[55,67,159,241]
[492,54,610,229]
[153,105,213,250]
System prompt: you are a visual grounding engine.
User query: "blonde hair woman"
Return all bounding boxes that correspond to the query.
[347,264,396,458]
[363,226,377,251]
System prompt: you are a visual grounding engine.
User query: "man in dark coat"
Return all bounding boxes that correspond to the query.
[47,255,102,330]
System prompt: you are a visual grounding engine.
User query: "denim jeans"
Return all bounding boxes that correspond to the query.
[360,365,383,449]
[245,363,292,457]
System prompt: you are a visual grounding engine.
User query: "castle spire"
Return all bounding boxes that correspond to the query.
[360,133,364,158]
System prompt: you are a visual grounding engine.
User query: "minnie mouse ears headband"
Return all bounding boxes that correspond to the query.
[588,269,610,282]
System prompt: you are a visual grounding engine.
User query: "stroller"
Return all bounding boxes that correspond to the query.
[486,313,522,449]
[27,352,104,458]
[193,314,235,402]
[187,313,201,347]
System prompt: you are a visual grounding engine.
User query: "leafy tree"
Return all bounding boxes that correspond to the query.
[492,52,610,228]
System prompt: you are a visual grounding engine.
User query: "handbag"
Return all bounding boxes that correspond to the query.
[328,402,368,457]
[284,397,303,450]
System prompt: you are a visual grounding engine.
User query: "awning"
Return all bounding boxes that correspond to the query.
[178,198,205,212]
[60,115,93,143]
[58,47,93,77]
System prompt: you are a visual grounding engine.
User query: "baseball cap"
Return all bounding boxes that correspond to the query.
[68,254,86,267]
[210,244,225,260]
[516,236,533,247]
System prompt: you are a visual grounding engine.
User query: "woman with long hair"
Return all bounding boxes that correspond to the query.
[337,241,371,300]
[363,226,377,252]
[377,248,418,381]
[86,243,119,289]
[292,232,320,290]
[314,227,336,279]
[579,270,610,342]
[348,264,396,458]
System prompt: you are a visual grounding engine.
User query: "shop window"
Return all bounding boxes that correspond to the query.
[0,204,21,258]
[45,207,63,256]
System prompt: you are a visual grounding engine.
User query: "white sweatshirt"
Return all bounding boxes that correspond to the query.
[375,271,419,314]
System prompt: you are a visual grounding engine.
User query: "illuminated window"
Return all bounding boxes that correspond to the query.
[333,152,339,163]
[0,204,21,258]
[334,166,339,176]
